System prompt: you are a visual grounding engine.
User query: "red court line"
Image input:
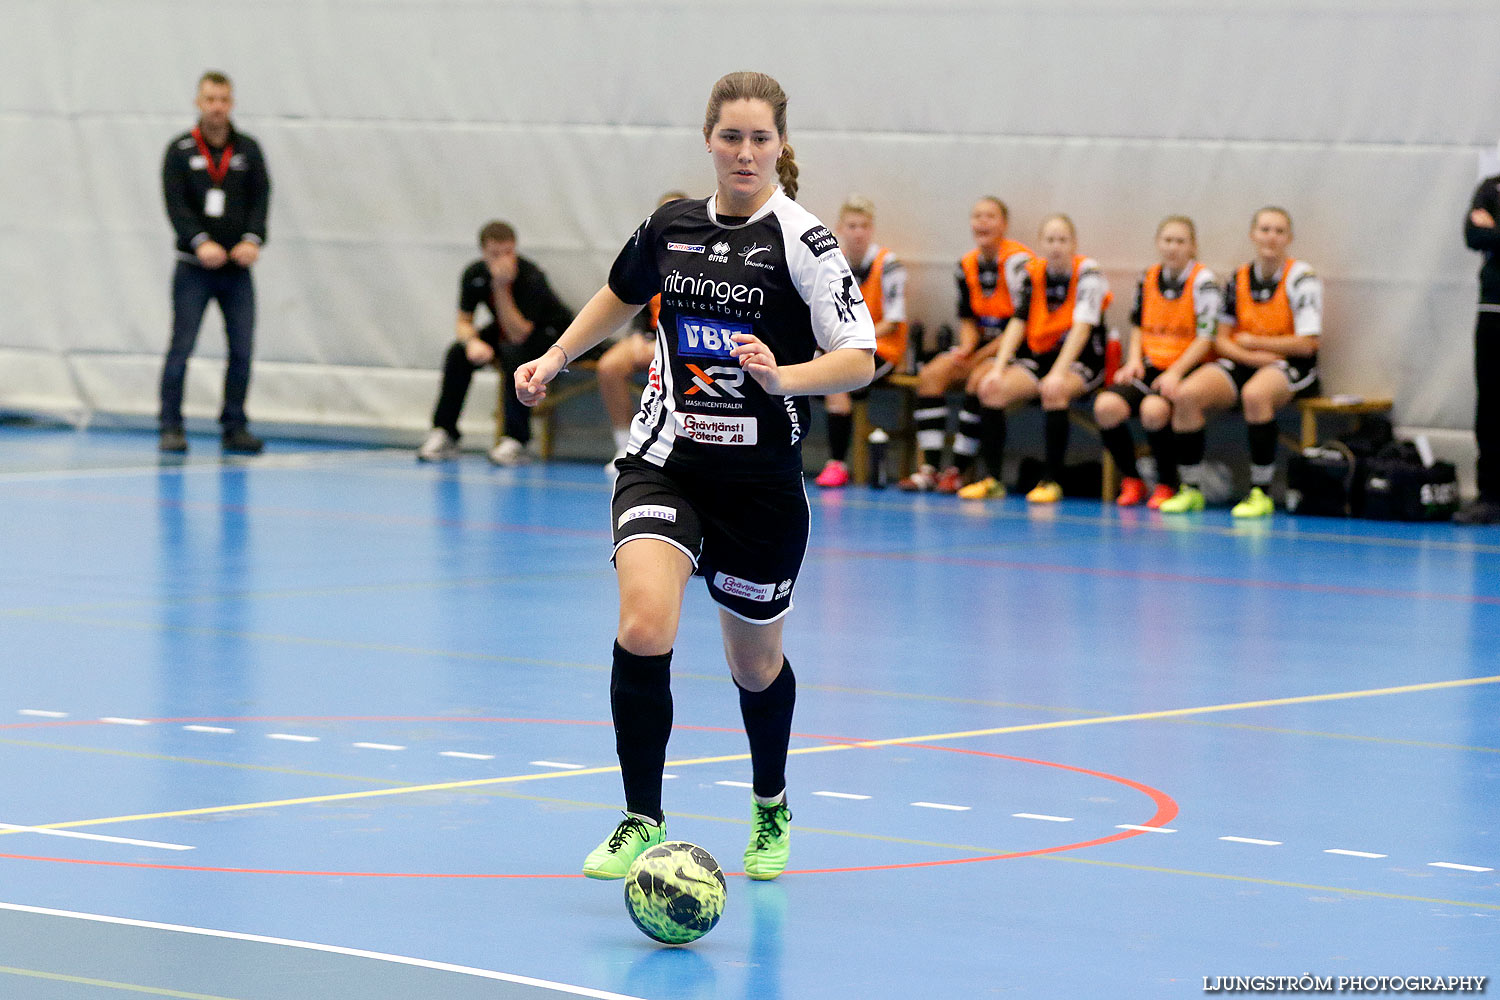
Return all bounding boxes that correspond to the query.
[0,719,1177,878]
[815,548,1500,606]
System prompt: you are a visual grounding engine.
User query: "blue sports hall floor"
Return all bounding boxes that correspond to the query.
[0,424,1495,998]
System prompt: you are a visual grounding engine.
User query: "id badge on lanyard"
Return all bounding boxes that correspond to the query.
[192,127,234,220]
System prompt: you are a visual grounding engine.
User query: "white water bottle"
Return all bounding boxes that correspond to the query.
[868,427,890,489]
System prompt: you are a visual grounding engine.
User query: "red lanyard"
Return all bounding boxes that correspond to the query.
[191,127,234,187]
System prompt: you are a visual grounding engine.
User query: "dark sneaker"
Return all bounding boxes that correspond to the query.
[222,428,265,455]
[743,798,792,881]
[159,428,188,454]
[1454,498,1500,525]
[582,813,666,880]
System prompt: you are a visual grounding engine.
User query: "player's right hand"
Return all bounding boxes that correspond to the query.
[195,241,228,269]
[515,353,562,407]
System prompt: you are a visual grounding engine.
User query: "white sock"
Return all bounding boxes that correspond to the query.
[625,811,660,827]
[753,790,786,808]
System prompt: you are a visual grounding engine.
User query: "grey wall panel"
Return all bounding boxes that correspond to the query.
[1,0,1497,442]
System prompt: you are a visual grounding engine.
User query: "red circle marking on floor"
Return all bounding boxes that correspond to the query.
[0,716,1178,878]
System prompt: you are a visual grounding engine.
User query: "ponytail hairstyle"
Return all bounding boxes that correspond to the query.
[703,71,798,200]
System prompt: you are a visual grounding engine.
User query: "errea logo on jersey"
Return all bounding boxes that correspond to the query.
[708,241,732,263]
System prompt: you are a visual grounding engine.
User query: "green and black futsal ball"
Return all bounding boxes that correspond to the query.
[624,841,727,944]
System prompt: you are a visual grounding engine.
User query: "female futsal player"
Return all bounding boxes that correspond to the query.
[1158,206,1323,517]
[1094,216,1219,508]
[515,72,876,881]
[898,197,1032,492]
[961,213,1110,503]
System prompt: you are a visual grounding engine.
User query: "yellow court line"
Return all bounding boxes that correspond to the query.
[15,673,1499,836]
[1049,855,1500,911]
[0,966,242,999]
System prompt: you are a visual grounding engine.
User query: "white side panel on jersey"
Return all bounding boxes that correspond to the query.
[0,0,1495,473]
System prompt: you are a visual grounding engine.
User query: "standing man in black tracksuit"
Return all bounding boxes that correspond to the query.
[1458,171,1500,524]
[159,70,271,455]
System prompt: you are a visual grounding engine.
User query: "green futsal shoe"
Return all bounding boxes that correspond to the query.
[743,798,792,881]
[1231,486,1275,519]
[1157,485,1205,513]
[583,813,666,880]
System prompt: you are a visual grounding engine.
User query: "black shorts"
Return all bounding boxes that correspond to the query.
[610,458,810,624]
[1213,356,1320,398]
[1011,326,1106,390]
[1099,364,1168,413]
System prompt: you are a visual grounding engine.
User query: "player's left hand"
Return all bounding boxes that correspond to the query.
[1152,371,1181,399]
[730,333,782,393]
[229,241,260,267]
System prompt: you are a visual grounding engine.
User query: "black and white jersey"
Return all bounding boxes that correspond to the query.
[608,190,877,478]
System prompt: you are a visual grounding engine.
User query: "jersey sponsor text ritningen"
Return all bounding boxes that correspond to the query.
[663,270,766,307]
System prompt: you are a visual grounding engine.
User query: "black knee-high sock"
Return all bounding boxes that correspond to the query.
[611,641,673,822]
[1044,410,1070,483]
[1147,428,1179,488]
[1247,419,1278,487]
[979,407,1008,480]
[1100,423,1140,479]
[914,395,947,469]
[827,412,852,464]
[1178,428,1206,487]
[737,659,796,799]
[952,394,983,473]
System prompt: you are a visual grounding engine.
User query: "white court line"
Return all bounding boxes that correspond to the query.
[441,751,494,760]
[267,733,319,743]
[98,717,149,726]
[813,791,871,800]
[1013,813,1074,823]
[1428,862,1494,872]
[353,743,405,751]
[1326,849,1387,859]
[0,823,193,852]
[0,902,646,1000]
[715,780,753,788]
[184,725,235,734]
[912,801,970,811]
[1220,836,1282,846]
[17,710,67,718]
[662,773,678,780]
[1117,824,1177,834]
[529,761,585,770]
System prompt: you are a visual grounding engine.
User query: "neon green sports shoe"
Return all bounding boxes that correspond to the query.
[1157,485,1205,513]
[743,799,792,881]
[582,814,666,880]
[1231,486,1275,518]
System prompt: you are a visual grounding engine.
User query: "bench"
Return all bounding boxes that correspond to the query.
[494,359,601,459]
[849,373,1107,492]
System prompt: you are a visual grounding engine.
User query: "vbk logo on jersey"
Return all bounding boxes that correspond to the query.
[677,315,748,358]
[828,273,865,323]
[684,364,745,399]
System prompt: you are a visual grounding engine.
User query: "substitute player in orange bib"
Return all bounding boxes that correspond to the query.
[814,195,909,488]
[961,213,1111,503]
[899,197,1032,492]
[1095,216,1220,508]
[1159,207,1323,517]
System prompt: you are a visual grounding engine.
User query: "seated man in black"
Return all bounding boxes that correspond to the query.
[417,220,574,464]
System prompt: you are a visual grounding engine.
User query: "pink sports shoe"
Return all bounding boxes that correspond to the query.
[815,459,850,488]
